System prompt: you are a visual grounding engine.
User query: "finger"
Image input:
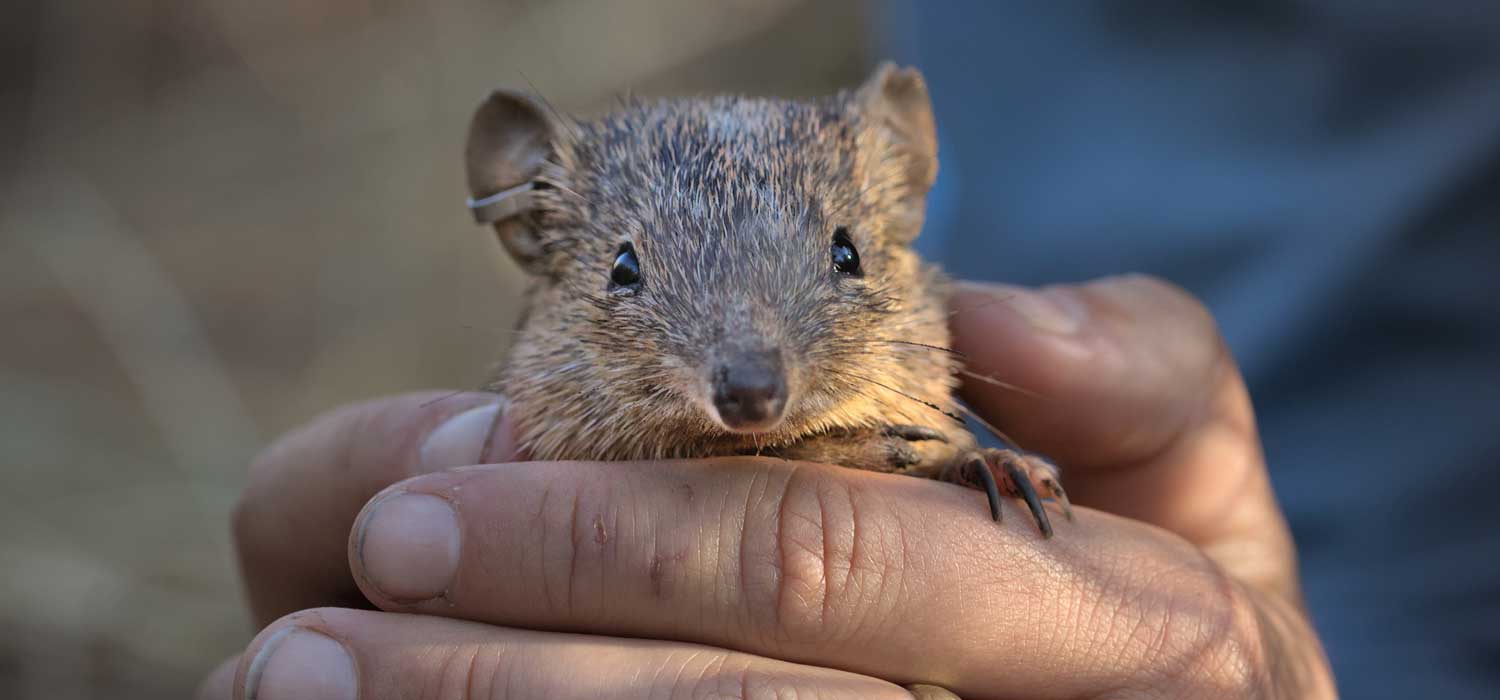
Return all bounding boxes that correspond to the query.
[196,655,238,700]
[950,275,1227,474]
[346,457,1274,698]
[233,607,912,700]
[234,391,521,626]
[949,277,1294,590]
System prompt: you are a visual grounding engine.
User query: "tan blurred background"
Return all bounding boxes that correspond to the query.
[0,1,877,696]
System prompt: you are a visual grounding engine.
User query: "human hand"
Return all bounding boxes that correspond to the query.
[201,275,1335,699]
[201,394,921,699]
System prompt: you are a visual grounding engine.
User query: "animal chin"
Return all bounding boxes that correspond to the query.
[707,404,786,435]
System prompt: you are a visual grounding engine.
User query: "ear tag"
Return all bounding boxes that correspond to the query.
[466,181,537,224]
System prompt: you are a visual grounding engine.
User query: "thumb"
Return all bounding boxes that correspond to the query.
[949,276,1293,594]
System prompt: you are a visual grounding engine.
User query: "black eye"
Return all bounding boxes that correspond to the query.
[831,227,861,276]
[610,242,641,289]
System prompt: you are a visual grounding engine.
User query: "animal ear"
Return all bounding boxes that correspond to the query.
[856,62,938,195]
[465,89,572,274]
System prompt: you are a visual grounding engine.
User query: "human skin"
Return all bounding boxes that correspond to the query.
[201,276,1337,699]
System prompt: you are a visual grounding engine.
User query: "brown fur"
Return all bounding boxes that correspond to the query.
[463,70,1068,697]
[468,65,976,473]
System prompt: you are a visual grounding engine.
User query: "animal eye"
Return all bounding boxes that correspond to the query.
[831,227,861,276]
[610,242,641,289]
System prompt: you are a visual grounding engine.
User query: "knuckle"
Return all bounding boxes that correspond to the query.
[1112,557,1271,697]
[529,472,615,621]
[426,641,513,700]
[747,465,903,648]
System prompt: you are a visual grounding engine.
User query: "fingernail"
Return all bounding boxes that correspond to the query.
[355,493,462,601]
[1002,287,1085,334]
[420,401,508,470]
[245,627,357,700]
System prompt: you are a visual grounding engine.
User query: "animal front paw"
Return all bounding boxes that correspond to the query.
[938,448,1073,538]
[767,424,962,472]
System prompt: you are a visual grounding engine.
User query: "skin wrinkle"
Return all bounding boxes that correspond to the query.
[768,463,804,647]
[501,641,519,700]
[598,503,620,627]
[876,495,914,660]
[736,465,762,643]
[822,477,888,652]
[672,648,708,700]
[696,480,718,637]
[1115,557,1253,699]
[535,484,560,619]
[567,482,582,619]
[1105,559,1174,673]
[1073,545,1175,690]
[449,484,506,613]
[816,480,835,638]
[1202,570,1273,697]
[744,463,785,647]
[733,656,753,700]
[773,465,840,647]
[1077,549,1137,678]
[844,480,869,646]
[464,643,489,700]
[1047,565,1100,682]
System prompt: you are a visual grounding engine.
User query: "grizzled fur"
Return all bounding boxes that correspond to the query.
[469,66,976,472]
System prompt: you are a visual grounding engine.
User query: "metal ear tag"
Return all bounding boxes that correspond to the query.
[466,181,537,224]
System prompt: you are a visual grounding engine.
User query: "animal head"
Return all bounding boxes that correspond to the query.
[466,64,955,458]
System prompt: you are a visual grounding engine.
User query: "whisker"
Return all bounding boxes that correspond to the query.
[827,368,966,426]
[958,369,1046,399]
[457,324,526,337]
[420,388,477,409]
[873,339,966,357]
[517,70,583,143]
[947,291,1019,318]
[830,378,925,427]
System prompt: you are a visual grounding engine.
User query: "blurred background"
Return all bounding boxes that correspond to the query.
[4,1,1499,699]
[0,1,874,696]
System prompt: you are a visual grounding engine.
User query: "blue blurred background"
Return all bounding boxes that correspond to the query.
[2,1,1496,697]
[883,3,1500,697]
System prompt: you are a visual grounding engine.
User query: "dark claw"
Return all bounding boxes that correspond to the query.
[885,424,949,442]
[1044,477,1075,522]
[972,457,1003,522]
[1004,460,1053,538]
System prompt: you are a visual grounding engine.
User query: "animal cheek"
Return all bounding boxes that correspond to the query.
[655,355,721,423]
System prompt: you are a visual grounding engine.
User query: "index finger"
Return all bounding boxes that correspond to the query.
[233,391,520,626]
[345,456,1261,699]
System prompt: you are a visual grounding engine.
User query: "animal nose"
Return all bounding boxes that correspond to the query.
[712,349,788,432]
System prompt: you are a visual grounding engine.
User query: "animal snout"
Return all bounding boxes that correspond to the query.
[711,349,788,432]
